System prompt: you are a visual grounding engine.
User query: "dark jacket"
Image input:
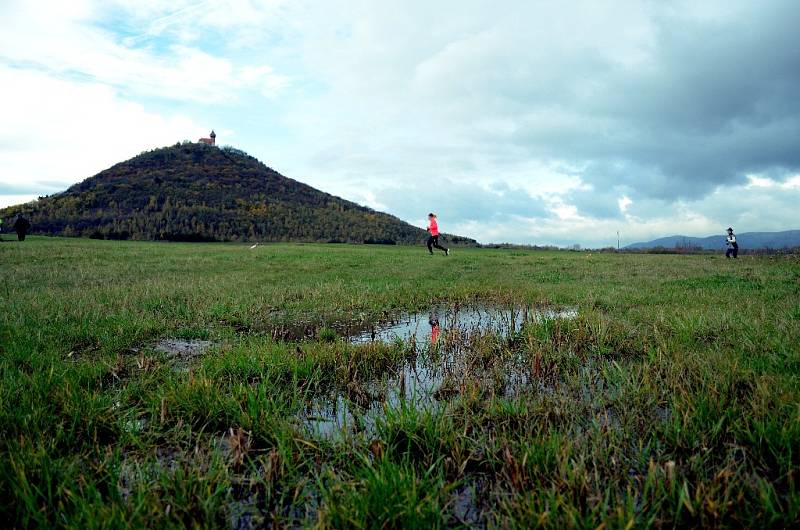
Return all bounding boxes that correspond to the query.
[14,217,31,233]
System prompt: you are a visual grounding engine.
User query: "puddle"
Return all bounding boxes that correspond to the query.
[262,304,576,345]
[351,305,577,345]
[450,479,490,528]
[300,350,530,439]
[118,446,194,502]
[153,338,215,360]
[300,305,577,439]
[151,339,218,371]
[300,354,535,440]
[228,493,262,530]
[215,428,252,467]
[122,417,149,434]
[267,318,374,342]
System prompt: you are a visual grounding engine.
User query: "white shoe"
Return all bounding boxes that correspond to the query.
[445,249,450,256]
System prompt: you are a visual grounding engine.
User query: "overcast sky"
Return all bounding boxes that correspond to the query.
[1,0,798,246]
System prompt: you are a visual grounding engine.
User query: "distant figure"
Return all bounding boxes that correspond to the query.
[14,215,31,242]
[426,213,449,256]
[725,227,738,258]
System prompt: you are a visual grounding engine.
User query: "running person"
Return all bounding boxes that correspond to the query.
[426,213,449,255]
[725,227,738,258]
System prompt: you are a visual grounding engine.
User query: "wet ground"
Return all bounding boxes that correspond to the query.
[300,305,578,439]
[153,338,215,360]
[148,306,582,441]
[152,338,217,372]
[126,305,673,527]
[261,304,578,344]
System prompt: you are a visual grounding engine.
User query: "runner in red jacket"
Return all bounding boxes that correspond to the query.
[426,213,449,256]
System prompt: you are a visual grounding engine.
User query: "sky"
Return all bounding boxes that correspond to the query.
[1,0,798,247]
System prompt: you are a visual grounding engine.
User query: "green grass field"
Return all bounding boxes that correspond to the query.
[1,237,798,528]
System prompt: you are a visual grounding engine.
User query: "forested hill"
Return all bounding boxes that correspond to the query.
[0,143,477,245]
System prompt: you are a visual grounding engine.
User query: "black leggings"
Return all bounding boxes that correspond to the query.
[726,244,738,258]
[427,235,447,254]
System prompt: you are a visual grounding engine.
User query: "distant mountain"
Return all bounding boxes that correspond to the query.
[0,143,477,245]
[626,230,800,250]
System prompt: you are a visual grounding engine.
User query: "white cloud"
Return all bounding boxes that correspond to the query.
[550,202,579,221]
[746,175,774,188]
[618,196,632,213]
[0,1,290,103]
[745,174,800,190]
[782,175,800,189]
[0,65,203,194]
[0,195,39,210]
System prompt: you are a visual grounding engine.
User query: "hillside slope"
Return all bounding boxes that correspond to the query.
[626,230,800,250]
[0,143,476,245]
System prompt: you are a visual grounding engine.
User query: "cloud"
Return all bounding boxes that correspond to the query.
[746,174,800,190]
[0,1,290,104]
[505,176,800,247]
[0,196,39,210]
[0,182,61,195]
[283,0,799,197]
[378,179,549,228]
[0,65,203,191]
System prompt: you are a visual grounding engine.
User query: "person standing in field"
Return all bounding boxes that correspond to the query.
[725,227,738,258]
[426,213,449,256]
[14,215,31,242]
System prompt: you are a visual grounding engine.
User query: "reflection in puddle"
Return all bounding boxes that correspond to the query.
[302,305,577,439]
[301,351,531,440]
[351,305,578,345]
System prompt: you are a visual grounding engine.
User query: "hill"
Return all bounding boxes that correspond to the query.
[0,143,477,245]
[626,230,800,250]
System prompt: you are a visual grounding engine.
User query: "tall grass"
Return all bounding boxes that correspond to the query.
[1,237,798,527]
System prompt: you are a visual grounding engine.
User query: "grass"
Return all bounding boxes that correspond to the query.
[0,236,798,528]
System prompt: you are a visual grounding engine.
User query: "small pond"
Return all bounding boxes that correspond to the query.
[302,305,578,439]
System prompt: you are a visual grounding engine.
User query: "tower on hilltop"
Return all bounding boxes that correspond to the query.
[198,130,216,146]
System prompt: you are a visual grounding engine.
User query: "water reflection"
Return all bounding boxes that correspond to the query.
[302,305,578,439]
[351,305,577,345]
[429,309,440,346]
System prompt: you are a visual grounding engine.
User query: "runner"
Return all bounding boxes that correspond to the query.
[725,227,738,258]
[426,213,449,256]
